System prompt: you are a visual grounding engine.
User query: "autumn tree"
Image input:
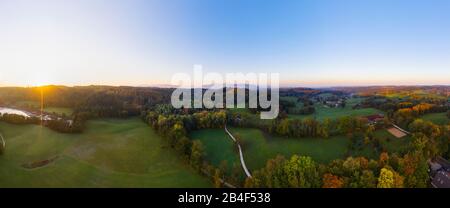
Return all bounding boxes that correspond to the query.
[402,154,429,188]
[174,137,191,159]
[244,155,321,188]
[284,155,321,188]
[213,168,222,188]
[393,171,404,188]
[377,168,394,188]
[379,152,389,168]
[219,160,229,181]
[377,168,403,188]
[229,163,242,186]
[359,170,377,188]
[190,140,205,170]
[322,173,344,188]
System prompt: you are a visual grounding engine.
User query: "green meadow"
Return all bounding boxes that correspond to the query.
[229,127,349,170]
[0,118,210,187]
[191,127,413,173]
[421,112,450,125]
[286,97,383,121]
[190,127,349,171]
[376,130,412,154]
[189,129,240,169]
[352,129,413,159]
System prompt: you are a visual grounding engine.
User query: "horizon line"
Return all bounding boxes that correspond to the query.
[1,83,449,89]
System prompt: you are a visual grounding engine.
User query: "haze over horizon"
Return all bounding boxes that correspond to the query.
[1,0,450,87]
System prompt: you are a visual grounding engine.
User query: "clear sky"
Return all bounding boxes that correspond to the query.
[0,0,449,87]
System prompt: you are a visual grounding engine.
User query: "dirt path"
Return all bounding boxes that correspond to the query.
[224,125,252,178]
[392,123,411,135]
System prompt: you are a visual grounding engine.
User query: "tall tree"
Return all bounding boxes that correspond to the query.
[322,173,344,188]
[377,168,394,188]
[190,140,205,170]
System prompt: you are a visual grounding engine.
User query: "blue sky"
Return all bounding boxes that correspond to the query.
[0,0,449,87]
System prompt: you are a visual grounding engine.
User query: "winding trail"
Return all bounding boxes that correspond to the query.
[224,125,252,178]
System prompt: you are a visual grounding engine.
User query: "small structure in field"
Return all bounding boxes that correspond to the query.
[365,114,385,125]
[387,127,407,138]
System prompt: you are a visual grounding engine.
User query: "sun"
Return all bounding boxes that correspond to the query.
[28,78,51,87]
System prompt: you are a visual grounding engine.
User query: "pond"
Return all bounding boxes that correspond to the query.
[0,107,31,118]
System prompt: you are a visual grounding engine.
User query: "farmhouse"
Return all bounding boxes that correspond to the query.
[323,99,346,108]
[325,101,339,108]
[431,171,450,188]
[365,114,384,125]
[429,157,450,188]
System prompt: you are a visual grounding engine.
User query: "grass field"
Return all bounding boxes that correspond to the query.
[286,97,383,121]
[189,129,240,171]
[228,127,349,170]
[421,112,450,125]
[351,129,412,159]
[190,127,349,171]
[191,127,413,173]
[376,129,412,154]
[0,118,210,187]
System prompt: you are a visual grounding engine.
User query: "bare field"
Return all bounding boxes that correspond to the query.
[387,127,407,138]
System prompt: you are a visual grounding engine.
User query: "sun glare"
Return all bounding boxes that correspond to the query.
[28,78,51,87]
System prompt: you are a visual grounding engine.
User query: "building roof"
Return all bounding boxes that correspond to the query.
[429,161,442,172]
[436,156,450,170]
[431,171,450,188]
[365,114,384,122]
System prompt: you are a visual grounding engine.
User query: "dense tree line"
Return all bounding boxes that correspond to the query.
[355,95,449,129]
[279,98,315,115]
[244,116,450,188]
[0,113,85,134]
[45,115,85,133]
[228,110,375,139]
[0,86,175,134]
[0,114,39,125]
[143,110,207,170]
[143,107,233,185]
[392,103,448,129]
[0,85,173,118]
[244,155,321,188]
[408,119,450,158]
[244,151,430,188]
[360,95,448,118]
[153,107,449,188]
